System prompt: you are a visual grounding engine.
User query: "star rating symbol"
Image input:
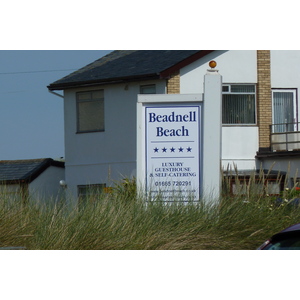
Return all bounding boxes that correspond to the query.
[153,146,192,153]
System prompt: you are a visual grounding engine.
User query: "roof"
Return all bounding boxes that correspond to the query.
[0,158,64,184]
[48,50,214,91]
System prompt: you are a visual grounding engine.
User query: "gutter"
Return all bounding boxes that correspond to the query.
[48,90,64,98]
[47,74,161,91]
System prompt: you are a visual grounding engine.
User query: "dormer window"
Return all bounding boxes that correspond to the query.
[140,84,156,94]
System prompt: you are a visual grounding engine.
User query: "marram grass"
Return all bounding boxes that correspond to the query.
[0,180,300,250]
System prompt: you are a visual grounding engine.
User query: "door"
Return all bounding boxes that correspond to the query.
[272,89,297,133]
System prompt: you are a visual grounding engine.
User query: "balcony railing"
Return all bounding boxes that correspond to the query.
[270,122,300,151]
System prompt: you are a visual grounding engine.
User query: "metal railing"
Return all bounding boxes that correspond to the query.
[270,122,300,151]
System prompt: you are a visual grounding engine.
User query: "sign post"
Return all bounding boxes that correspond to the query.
[202,66,222,201]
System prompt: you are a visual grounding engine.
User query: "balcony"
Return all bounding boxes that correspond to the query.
[270,122,300,152]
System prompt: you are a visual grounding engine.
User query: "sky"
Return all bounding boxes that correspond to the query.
[0,50,112,161]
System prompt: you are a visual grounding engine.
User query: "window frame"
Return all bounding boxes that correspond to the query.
[76,90,105,133]
[222,84,257,126]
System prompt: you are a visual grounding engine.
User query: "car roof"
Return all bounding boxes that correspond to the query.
[270,223,300,243]
[281,223,300,233]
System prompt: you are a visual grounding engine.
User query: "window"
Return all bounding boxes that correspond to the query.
[140,84,156,94]
[78,184,106,207]
[232,180,280,196]
[272,89,297,133]
[223,171,284,196]
[222,84,256,125]
[77,90,104,133]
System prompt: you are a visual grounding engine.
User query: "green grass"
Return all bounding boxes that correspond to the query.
[1,180,300,250]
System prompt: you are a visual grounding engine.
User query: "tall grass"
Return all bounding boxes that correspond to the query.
[1,177,300,250]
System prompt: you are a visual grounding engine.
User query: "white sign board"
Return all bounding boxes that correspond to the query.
[137,70,222,203]
[137,95,203,202]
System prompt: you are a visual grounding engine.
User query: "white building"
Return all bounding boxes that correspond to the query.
[48,50,300,202]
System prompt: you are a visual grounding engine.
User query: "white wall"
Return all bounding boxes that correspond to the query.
[271,50,300,88]
[64,80,166,200]
[29,166,65,204]
[222,126,259,170]
[180,50,257,94]
[271,50,300,127]
[180,50,258,170]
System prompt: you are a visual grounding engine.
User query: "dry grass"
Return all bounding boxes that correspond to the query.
[0,177,300,250]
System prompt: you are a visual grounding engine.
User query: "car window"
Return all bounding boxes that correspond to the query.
[264,237,300,250]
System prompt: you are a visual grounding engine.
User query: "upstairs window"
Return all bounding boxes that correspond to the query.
[76,90,104,133]
[222,84,256,125]
[140,84,156,94]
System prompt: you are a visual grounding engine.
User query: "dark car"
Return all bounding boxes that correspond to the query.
[258,223,300,250]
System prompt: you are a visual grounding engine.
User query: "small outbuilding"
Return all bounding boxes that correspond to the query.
[0,158,65,204]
